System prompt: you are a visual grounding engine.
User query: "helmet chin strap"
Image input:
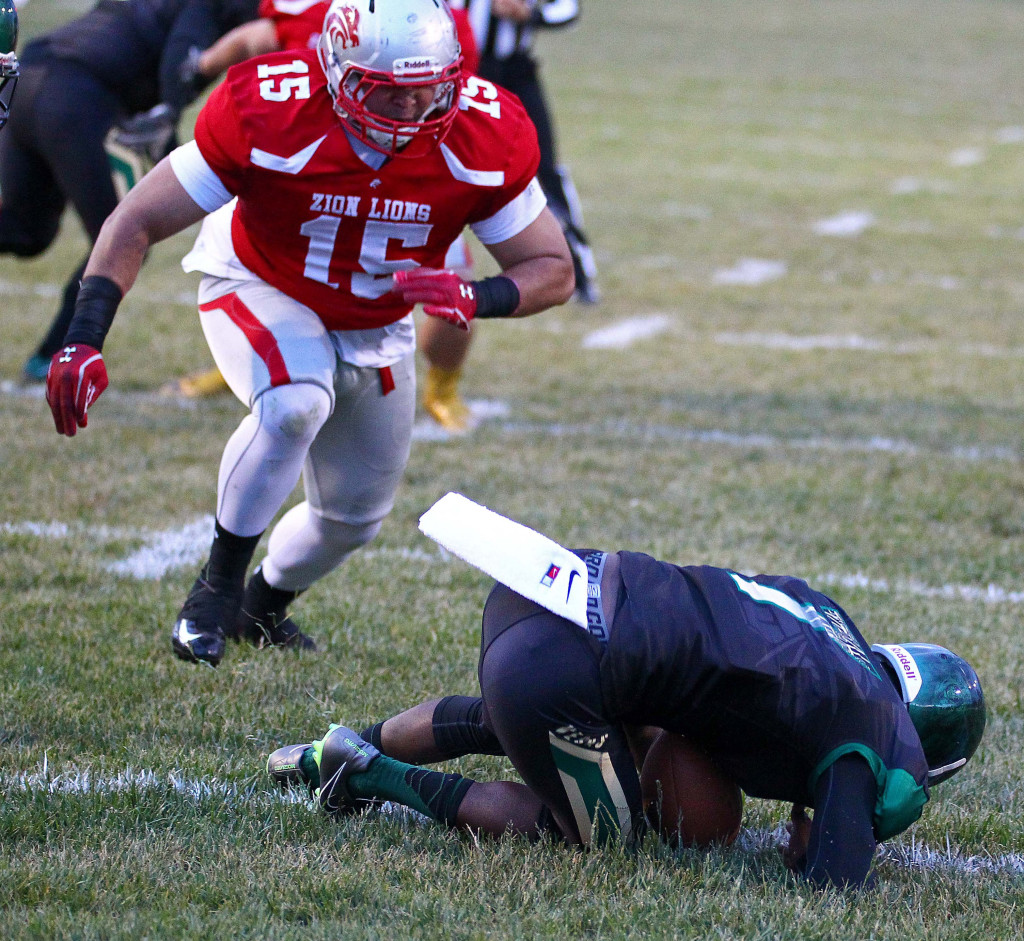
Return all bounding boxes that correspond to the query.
[926,758,966,782]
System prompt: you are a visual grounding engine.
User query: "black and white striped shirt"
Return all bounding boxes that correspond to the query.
[451,0,579,61]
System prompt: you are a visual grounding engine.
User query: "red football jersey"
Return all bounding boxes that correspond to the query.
[193,49,539,330]
[452,7,480,75]
[257,0,324,51]
[255,1,479,70]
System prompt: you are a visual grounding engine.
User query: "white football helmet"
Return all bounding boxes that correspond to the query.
[317,0,462,157]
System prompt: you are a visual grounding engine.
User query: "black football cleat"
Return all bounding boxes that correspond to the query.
[316,725,380,817]
[233,567,317,652]
[171,565,242,667]
[267,742,314,793]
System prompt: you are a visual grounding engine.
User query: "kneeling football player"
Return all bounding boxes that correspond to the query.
[268,547,985,890]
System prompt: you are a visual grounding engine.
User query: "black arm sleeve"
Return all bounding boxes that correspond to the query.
[803,753,879,890]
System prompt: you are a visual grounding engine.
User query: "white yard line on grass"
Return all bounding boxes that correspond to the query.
[813,211,875,236]
[815,572,1024,605]
[582,315,673,350]
[7,516,1024,608]
[105,515,216,578]
[995,126,1024,145]
[712,259,788,286]
[4,767,1020,875]
[737,824,1024,876]
[948,147,986,167]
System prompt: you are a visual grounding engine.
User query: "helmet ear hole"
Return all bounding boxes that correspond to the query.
[873,653,903,697]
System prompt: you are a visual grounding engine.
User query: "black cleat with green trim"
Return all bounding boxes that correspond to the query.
[267,743,314,793]
[316,725,380,817]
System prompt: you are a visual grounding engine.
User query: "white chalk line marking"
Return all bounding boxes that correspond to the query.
[889,177,957,196]
[712,259,788,286]
[737,822,1024,876]
[6,516,1024,607]
[995,126,1024,145]
[412,399,510,441]
[813,210,875,236]
[3,767,1020,875]
[105,515,215,579]
[815,572,1024,605]
[581,320,1024,359]
[2,517,452,580]
[582,315,673,349]
[948,147,985,168]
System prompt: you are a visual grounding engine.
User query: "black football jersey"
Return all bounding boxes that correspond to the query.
[600,551,929,836]
[25,0,258,113]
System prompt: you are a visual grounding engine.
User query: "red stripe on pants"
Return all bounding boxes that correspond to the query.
[199,292,291,387]
[379,365,395,396]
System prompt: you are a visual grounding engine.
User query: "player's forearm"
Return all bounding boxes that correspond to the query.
[487,207,575,315]
[72,158,206,349]
[84,209,153,296]
[498,252,575,316]
[199,20,279,79]
[803,755,879,889]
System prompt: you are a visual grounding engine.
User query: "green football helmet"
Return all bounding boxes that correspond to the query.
[873,643,986,785]
[0,0,18,131]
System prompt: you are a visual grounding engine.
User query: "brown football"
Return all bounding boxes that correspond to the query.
[640,731,743,848]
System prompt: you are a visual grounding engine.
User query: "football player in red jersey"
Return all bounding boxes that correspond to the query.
[161,0,485,426]
[185,0,479,81]
[46,0,575,667]
[162,0,483,420]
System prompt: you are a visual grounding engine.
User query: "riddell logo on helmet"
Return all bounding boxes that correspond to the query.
[395,57,439,78]
[326,6,360,50]
[891,646,920,682]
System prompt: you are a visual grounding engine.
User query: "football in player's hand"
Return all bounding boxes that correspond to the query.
[640,731,743,848]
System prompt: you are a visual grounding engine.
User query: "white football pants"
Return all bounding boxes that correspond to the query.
[197,276,416,591]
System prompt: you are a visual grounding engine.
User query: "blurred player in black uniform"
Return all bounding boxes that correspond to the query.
[269,549,985,890]
[0,0,18,132]
[0,0,258,383]
[413,0,595,432]
[455,0,596,303]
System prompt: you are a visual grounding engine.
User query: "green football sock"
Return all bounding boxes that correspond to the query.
[310,726,472,826]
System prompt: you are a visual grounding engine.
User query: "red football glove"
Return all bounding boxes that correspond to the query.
[393,268,477,330]
[46,344,109,437]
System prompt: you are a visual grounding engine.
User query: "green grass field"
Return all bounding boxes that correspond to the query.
[3,0,1024,936]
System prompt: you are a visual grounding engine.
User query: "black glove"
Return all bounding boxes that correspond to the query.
[109,103,179,163]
